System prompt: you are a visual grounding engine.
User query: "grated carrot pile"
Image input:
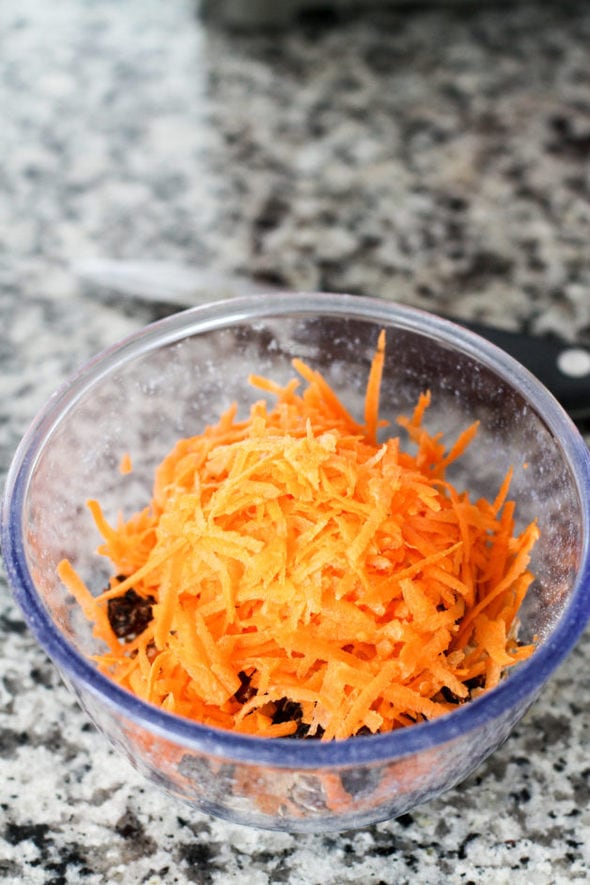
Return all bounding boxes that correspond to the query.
[58,331,539,741]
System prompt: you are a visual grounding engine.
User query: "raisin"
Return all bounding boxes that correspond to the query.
[107,587,154,640]
[234,670,257,704]
[439,686,466,705]
[270,698,325,740]
[272,698,304,725]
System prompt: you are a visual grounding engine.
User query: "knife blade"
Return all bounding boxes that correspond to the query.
[72,258,590,420]
[72,259,283,304]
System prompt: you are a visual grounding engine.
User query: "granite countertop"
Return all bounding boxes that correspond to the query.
[2,0,590,882]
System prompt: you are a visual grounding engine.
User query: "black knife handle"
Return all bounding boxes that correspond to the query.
[458,320,590,420]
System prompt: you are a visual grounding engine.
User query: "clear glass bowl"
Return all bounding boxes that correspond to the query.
[3,293,590,832]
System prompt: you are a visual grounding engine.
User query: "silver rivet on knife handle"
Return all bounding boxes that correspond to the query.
[557,348,590,379]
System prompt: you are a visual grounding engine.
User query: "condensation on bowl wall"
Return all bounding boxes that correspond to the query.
[2,293,590,832]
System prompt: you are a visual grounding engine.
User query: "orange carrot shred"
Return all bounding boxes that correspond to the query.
[58,331,538,741]
[119,452,133,475]
[364,328,387,445]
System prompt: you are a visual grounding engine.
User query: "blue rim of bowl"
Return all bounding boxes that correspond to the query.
[3,292,590,768]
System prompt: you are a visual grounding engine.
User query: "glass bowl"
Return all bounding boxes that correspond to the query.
[3,293,590,833]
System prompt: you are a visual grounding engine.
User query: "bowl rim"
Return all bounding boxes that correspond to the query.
[3,291,590,768]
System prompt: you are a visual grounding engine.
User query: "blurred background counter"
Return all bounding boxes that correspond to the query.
[1,1,589,882]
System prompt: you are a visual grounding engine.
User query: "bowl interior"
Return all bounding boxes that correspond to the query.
[21,308,582,663]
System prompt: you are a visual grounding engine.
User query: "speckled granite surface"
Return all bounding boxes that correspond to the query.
[1,1,590,882]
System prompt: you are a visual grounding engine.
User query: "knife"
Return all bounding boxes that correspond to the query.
[72,258,590,421]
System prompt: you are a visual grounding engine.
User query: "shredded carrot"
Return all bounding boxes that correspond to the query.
[58,332,539,741]
[119,452,133,475]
